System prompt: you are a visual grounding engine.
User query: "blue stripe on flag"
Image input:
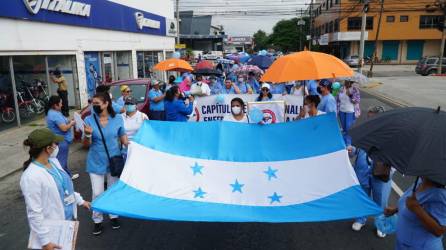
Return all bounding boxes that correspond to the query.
[132,113,345,162]
[93,181,382,223]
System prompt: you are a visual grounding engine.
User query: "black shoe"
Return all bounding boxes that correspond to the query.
[92,223,103,236]
[111,218,120,230]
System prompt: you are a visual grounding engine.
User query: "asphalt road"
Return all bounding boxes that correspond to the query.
[0,92,442,250]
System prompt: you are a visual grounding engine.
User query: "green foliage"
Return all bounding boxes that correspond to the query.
[251,17,310,53]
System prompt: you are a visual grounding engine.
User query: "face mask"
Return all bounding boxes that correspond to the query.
[93,105,103,114]
[126,104,136,113]
[317,86,323,95]
[49,145,59,158]
[238,78,244,83]
[231,106,242,115]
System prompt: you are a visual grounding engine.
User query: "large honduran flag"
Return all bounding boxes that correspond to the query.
[93,114,381,222]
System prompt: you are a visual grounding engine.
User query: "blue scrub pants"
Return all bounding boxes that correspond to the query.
[57,140,71,176]
[355,175,393,225]
[339,111,355,146]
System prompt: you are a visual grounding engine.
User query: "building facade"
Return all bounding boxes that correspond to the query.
[0,0,175,130]
[311,0,444,63]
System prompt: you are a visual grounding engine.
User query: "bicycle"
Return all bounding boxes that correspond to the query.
[19,84,45,115]
[17,91,36,119]
[0,93,15,123]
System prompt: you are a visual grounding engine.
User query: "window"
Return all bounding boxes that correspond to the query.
[330,0,333,8]
[420,15,444,29]
[400,15,409,22]
[328,21,334,33]
[386,16,395,23]
[334,19,340,32]
[347,17,373,30]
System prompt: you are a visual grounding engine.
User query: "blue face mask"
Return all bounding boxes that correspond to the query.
[125,104,136,113]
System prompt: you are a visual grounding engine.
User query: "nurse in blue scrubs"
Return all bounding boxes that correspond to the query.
[385,177,446,250]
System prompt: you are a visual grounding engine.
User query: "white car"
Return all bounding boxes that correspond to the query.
[344,55,359,67]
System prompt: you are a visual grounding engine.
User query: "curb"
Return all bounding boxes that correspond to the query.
[0,142,85,181]
[361,87,409,108]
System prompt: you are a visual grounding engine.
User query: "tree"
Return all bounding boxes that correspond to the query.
[268,17,310,53]
[252,30,269,51]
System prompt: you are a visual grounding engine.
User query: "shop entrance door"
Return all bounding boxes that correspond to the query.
[102,52,114,84]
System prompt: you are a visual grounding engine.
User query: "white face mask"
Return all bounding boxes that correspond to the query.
[50,145,59,158]
[231,106,242,115]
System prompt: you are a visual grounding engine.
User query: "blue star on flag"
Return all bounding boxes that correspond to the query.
[230,179,244,193]
[193,187,206,198]
[190,162,203,176]
[263,166,278,181]
[268,192,283,204]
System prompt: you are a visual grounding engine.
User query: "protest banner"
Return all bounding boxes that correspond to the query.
[188,94,303,122]
[247,101,286,124]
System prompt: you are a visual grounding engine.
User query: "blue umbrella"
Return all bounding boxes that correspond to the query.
[248,55,273,70]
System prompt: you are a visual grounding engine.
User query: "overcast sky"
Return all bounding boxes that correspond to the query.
[178,0,310,36]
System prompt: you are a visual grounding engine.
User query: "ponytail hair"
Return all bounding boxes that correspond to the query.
[22,139,47,170]
[93,91,116,118]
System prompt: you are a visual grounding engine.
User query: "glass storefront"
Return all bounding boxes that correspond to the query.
[0,57,17,131]
[137,51,164,80]
[116,51,132,80]
[0,55,80,130]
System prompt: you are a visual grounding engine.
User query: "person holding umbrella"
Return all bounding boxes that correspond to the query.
[350,105,446,248]
[385,177,446,249]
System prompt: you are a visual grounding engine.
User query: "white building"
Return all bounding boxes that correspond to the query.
[0,0,175,129]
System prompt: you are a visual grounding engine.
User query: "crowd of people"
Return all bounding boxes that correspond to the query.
[18,63,446,250]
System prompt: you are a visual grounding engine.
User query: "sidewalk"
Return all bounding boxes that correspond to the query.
[362,75,446,108]
[0,115,84,180]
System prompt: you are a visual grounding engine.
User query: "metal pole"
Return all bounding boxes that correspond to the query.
[9,56,21,127]
[176,0,180,45]
[358,1,368,74]
[438,8,445,74]
[368,0,385,78]
[309,0,313,51]
[300,22,303,51]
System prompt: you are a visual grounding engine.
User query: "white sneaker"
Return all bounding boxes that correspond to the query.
[376,229,386,238]
[71,173,79,180]
[352,222,365,231]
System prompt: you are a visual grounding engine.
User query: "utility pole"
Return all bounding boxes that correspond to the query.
[358,0,369,74]
[176,0,180,45]
[438,1,445,74]
[309,0,313,51]
[297,9,306,51]
[368,0,384,78]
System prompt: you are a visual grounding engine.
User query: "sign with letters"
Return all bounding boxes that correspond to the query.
[0,1,167,36]
[188,94,303,122]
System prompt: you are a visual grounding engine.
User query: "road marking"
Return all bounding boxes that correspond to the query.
[391,180,404,197]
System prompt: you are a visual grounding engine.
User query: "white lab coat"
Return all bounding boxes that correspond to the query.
[20,158,84,247]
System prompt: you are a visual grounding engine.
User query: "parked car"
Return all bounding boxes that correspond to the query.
[415,56,446,76]
[343,55,360,67]
[75,79,152,142]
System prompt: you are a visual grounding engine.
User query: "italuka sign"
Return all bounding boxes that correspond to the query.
[23,0,91,17]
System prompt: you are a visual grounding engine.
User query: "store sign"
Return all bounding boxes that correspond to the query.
[135,12,160,30]
[318,34,329,45]
[330,32,368,42]
[166,19,178,37]
[227,36,252,44]
[175,44,186,49]
[22,0,91,17]
[0,1,167,37]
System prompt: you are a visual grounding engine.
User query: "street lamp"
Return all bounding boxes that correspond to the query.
[297,19,306,51]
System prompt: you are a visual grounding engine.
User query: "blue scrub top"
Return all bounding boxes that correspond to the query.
[318,94,337,113]
[165,99,193,122]
[352,148,372,189]
[112,101,123,114]
[235,82,251,94]
[396,185,446,250]
[149,89,165,111]
[222,87,236,94]
[209,81,223,95]
[247,79,260,93]
[306,80,319,95]
[46,109,73,143]
[85,114,125,174]
[116,96,125,108]
[270,83,286,94]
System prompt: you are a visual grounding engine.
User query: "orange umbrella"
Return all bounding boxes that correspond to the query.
[261,51,354,83]
[154,58,193,72]
[195,60,214,70]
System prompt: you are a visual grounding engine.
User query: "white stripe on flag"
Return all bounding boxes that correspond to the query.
[121,142,359,207]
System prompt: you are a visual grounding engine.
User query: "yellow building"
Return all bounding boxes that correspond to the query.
[310,0,444,63]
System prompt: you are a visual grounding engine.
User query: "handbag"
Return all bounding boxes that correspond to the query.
[93,114,125,177]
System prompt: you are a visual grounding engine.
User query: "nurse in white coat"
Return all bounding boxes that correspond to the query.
[20,128,90,250]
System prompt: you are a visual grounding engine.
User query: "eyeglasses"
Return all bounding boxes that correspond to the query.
[125,90,132,93]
